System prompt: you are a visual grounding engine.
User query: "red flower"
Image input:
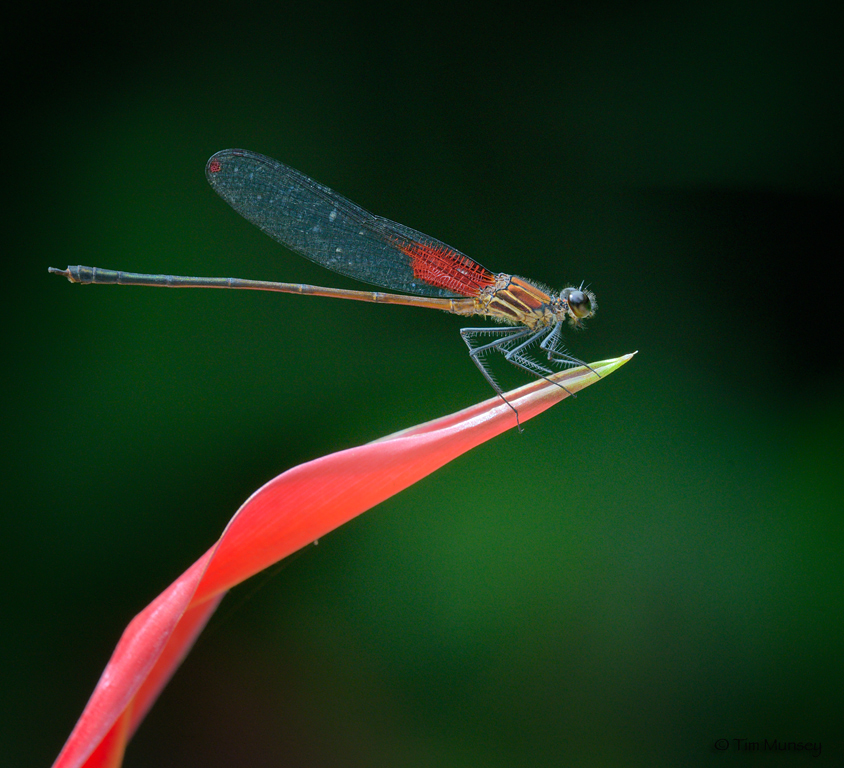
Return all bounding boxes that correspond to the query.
[52,354,634,768]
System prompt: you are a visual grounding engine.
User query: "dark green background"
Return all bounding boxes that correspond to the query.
[5,1,843,765]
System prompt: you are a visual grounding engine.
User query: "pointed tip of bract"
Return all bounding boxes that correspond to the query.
[590,351,637,377]
[547,351,636,393]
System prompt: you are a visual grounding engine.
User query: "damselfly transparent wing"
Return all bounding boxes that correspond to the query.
[206,149,496,298]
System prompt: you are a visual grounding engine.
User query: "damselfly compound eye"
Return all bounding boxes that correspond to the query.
[566,289,593,319]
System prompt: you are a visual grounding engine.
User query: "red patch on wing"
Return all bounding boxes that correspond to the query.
[399,240,494,296]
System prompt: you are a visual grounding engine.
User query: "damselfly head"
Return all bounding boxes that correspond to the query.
[561,286,597,327]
